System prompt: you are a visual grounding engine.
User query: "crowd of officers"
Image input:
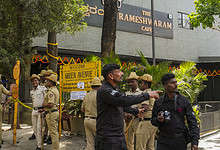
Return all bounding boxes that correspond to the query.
[81,71,158,150]
[0,63,199,150]
[82,64,199,150]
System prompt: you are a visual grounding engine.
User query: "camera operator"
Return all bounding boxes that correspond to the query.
[151,73,199,150]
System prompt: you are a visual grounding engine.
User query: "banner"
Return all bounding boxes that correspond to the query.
[61,61,101,92]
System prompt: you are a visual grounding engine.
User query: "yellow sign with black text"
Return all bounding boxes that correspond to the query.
[61,61,101,92]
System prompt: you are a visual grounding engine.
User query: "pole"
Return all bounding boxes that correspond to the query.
[13,83,18,144]
[151,0,156,66]
[12,60,20,144]
[59,65,62,138]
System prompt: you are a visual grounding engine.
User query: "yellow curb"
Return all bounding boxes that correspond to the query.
[200,129,219,136]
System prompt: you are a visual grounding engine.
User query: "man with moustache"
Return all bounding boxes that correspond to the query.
[95,64,161,150]
[136,74,157,150]
[29,74,47,150]
[151,73,199,150]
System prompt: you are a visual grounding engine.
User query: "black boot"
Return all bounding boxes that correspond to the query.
[47,135,52,145]
[43,135,47,143]
[29,133,36,140]
[36,147,41,150]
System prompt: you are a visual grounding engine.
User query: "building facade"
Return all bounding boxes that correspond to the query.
[32,0,220,102]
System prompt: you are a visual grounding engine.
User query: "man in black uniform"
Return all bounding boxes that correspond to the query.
[151,73,199,150]
[95,64,160,150]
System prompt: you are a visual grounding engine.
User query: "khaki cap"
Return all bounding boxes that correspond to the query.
[45,69,54,76]
[141,101,149,105]
[45,74,57,84]
[90,77,102,86]
[126,72,139,80]
[39,70,47,77]
[139,74,152,82]
[30,74,40,81]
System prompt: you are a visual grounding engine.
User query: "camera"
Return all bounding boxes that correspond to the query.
[159,110,171,121]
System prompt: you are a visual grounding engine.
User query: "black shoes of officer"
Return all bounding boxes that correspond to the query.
[36,147,41,150]
[47,136,52,145]
[43,135,52,144]
[29,133,36,140]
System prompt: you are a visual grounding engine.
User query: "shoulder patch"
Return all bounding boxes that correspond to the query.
[110,90,118,96]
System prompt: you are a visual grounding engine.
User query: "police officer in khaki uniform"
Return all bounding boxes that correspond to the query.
[43,74,59,150]
[136,74,157,150]
[81,77,102,150]
[125,72,142,150]
[41,69,56,144]
[30,74,47,150]
[0,74,11,148]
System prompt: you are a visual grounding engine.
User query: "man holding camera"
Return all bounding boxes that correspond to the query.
[151,73,199,150]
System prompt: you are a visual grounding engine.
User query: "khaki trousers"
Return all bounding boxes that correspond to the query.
[84,118,96,150]
[126,118,139,150]
[46,111,59,150]
[32,110,43,148]
[136,121,157,150]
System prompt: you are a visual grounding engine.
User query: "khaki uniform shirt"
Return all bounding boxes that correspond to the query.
[0,84,10,104]
[126,88,142,108]
[30,85,47,108]
[141,89,155,118]
[81,89,97,118]
[44,86,59,111]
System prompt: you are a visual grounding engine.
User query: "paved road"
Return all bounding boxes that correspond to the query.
[2,124,86,150]
[199,131,220,150]
[2,123,220,150]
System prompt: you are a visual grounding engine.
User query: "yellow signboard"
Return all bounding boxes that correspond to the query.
[61,61,101,92]
[13,60,20,80]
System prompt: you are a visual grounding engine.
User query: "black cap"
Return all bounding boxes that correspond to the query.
[102,64,120,79]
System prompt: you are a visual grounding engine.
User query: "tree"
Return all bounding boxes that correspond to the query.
[189,0,220,29]
[37,0,87,71]
[101,0,119,57]
[0,0,87,91]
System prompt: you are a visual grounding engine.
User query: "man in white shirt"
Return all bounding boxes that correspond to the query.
[30,74,47,150]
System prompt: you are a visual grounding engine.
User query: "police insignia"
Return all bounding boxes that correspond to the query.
[49,94,53,98]
[110,90,118,96]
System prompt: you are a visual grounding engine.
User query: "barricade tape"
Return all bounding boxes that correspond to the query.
[9,97,33,110]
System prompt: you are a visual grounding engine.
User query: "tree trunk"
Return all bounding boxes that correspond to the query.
[47,31,58,72]
[101,0,118,57]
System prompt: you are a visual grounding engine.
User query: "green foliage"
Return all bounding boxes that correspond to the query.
[62,92,84,117]
[84,55,101,62]
[0,0,87,78]
[63,99,84,117]
[136,51,171,90]
[189,0,220,29]
[102,51,121,66]
[193,105,201,124]
[172,62,207,104]
[34,0,87,33]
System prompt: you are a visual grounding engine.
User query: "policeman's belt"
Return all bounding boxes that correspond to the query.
[33,107,44,110]
[45,109,58,115]
[85,116,96,119]
[139,118,151,121]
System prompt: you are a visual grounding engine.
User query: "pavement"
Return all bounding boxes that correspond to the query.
[2,123,220,150]
[1,124,86,150]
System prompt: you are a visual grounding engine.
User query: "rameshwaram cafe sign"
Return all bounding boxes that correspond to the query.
[84,0,173,39]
